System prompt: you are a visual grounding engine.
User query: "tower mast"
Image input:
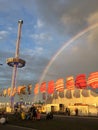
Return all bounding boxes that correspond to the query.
[6,20,25,110]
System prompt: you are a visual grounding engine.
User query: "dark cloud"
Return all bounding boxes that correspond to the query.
[41,28,98,82]
[35,0,98,35]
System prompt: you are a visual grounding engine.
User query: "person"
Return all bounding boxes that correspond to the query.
[32,106,37,120]
[36,109,41,121]
[65,108,69,115]
[46,112,53,120]
[29,104,37,120]
[75,108,78,116]
[29,105,33,119]
[21,110,26,120]
[26,111,31,120]
[65,108,70,116]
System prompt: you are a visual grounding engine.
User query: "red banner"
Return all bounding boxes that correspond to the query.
[75,74,87,89]
[40,82,46,93]
[47,80,55,94]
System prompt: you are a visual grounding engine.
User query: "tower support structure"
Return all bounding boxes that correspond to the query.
[6,20,25,110]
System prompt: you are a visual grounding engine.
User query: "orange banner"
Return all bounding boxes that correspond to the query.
[55,78,64,92]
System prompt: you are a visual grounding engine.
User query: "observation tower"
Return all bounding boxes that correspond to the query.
[6,20,26,109]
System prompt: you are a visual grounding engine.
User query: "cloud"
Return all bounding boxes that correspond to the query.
[86,12,98,48]
[30,33,52,44]
[87,12,98,25]
[40,10,98,82]
[0,30,8,40]
[34,0,98,36]
[34,19,44,29]
[0,48,50,89]
[25,47,43,56]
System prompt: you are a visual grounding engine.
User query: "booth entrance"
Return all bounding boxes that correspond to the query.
[59,104,64,111]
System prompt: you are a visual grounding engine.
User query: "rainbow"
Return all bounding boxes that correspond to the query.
[39,23,98,83]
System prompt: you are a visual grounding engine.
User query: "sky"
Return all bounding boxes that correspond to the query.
[0,0,98,102]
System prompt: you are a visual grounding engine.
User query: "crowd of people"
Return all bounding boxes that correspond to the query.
[15,104,54,121]
[15,104,41,121]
